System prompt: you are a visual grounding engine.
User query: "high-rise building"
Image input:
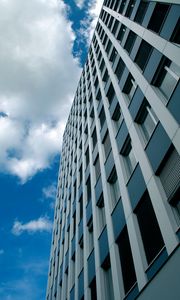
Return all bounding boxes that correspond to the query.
[46,1,180,299]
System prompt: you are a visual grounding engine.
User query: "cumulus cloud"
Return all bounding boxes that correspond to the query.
[0,0,81,182]
[12,217,53,236]
[0,0,103,183]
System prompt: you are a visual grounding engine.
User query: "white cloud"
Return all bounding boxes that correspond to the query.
[42,183,57,200]
[75,0,85,9]
[78,0,103,45]
[12,217,53,236]
[0,0,81,182]
[0,249,4,255]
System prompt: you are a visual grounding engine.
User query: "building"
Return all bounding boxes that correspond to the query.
[46,1,180,299]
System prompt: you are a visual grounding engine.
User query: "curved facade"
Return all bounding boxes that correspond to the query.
[46,1,180,300]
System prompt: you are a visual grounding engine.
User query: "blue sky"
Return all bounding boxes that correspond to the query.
[0,0,102,299]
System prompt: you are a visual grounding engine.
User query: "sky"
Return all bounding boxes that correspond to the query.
[0,0,103,299]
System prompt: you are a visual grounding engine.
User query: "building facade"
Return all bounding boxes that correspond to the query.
[46,1,180,299]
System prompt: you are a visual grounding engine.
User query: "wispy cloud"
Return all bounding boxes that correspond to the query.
[42,183,57,200]
[75,0,85,9]
[0,249,4,255]
[12,217,53,236]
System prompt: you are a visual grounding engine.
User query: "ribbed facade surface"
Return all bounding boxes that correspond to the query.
[46,1,180,300]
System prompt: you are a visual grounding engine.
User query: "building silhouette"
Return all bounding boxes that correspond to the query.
[46,1,180,299]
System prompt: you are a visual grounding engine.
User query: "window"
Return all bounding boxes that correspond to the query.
[89,278,97,300]
[135,191,164,265]
[99,107,106,129]
[106,83,115,105]
[117,226,137,294]
[85,147,89,168]
[153,58,180,102]
[108,167,120,210]
[112,19,119,36]
[125,0,135,18]
[103,132,111,160]
[136,99,158,142]
[134,1,148,24]
[118,0,127,14]
[115,58,125,82]
[86,177,91,203]
[79,196,83,221]
[100,58,105,73]
[92,129,97,149]
[112,102,123,131]
[79,165,83,184]
[73,213,76,236]
[109,47,118,65]
[158,146,180,226]
[124,31,136,54]
[170,19,180,45]
[135,40,152,71]
[105,40,112,55]
[117,24,126,43]
[121,137,137,179]
[94,156,101,181]
[102,69,109,85]
[123,74,137,102]
[147,3,170,33]
[97,194,106,235]
[87,217,94,255]
[102,258,114,300]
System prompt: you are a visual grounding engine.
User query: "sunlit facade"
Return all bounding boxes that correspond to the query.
[47,1,180,299]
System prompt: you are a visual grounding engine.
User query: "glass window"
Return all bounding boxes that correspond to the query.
[134,1,148,24]
[136,100,158,142]
[153,58,180,102]
[170,19,180,45]
[85,147,89,168]
[86,176,91,203]
[103,132,111,160]
[124,31,136,54]
[121,137,137,178]
[118,0,127,14]
[97,194,106,234]
[94,156,101,181]
[89,278,97,300]
[158,146,180,226]
[99,107,106,129]
[79,196,83,221]
[92,129,97,149]
[109,47,118,65]
[112,19,119,36]
[123,74,137,102]
[117,24,126,43]
[106,83,115,105]
[108,167,120,210]
[117,226,137,294]
[135,191,164,265]
[135,40,152,71]
[125,0,135,18]
[147,3,170,33]
[115,58,125,82]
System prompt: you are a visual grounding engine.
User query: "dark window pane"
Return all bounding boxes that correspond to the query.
[135,40,152,71]
[135,191,164,264]
[124,31,136,54]
[117,227,137,294]
[134,1,148,24]
[147,3,170,33]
